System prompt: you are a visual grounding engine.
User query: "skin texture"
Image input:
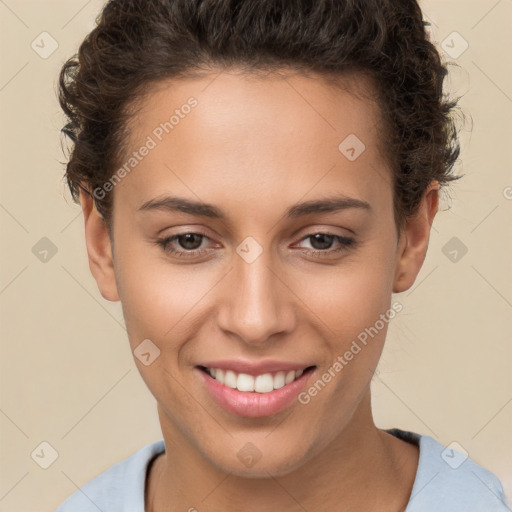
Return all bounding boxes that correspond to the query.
[79,69,438,511]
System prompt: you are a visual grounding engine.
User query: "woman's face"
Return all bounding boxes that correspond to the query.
[83,70,435,477]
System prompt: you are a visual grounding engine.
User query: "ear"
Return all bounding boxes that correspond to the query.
[393,181,439,293]
[79,188,120,302]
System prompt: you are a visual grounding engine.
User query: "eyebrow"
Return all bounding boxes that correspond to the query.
[138,194,372,219]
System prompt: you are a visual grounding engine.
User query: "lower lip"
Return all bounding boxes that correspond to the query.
[197,367,315,418]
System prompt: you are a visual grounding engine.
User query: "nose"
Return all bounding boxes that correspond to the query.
[215,248,296,346]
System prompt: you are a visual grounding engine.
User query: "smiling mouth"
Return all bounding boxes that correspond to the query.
[197,365,316,394]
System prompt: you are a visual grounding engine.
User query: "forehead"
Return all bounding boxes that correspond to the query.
[115,69,391,215]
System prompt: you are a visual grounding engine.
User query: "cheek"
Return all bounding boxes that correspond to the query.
[294,252,396,338]
[291,244,397,407]
[114,253,208,406]
[294,258,397,426]
[113,241,207,350]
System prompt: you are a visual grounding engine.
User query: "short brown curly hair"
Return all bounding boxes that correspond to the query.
[58,0,463,235]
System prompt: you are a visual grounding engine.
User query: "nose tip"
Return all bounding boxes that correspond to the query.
[215,256,295,346]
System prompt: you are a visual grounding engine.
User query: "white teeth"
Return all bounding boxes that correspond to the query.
[237,373,255,392]
[224,370,237,389]
[273,371,285,389]
[285,370,295,385]
[254,373,274,393]
[206,367,308,393]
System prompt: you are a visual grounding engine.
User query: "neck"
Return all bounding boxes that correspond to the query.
[146,390,419,512]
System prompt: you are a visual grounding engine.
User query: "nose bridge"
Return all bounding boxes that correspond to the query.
[216,242,294,344]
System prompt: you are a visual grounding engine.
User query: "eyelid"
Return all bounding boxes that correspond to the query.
[156,224,219,238]
[294,224,354,239]
[295,231,353,244]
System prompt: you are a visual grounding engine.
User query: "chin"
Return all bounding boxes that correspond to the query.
[204,442,311,479]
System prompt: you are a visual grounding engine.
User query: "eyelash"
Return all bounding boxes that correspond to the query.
[155,231,357,259]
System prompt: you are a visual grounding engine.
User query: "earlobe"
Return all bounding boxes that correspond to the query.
[79,189,120,302]
[392,181,440,293]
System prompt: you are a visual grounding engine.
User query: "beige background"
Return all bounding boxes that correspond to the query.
[0,1,511,510]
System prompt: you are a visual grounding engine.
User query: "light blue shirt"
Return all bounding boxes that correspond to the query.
[54,428,510,511]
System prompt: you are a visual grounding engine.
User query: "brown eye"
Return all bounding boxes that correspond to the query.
[174,233,204,250]
[296,233,356,256]
[156,232,211,257]
[308,233,336,250]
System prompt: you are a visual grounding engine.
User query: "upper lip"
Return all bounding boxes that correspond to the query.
[196,359,315,376]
